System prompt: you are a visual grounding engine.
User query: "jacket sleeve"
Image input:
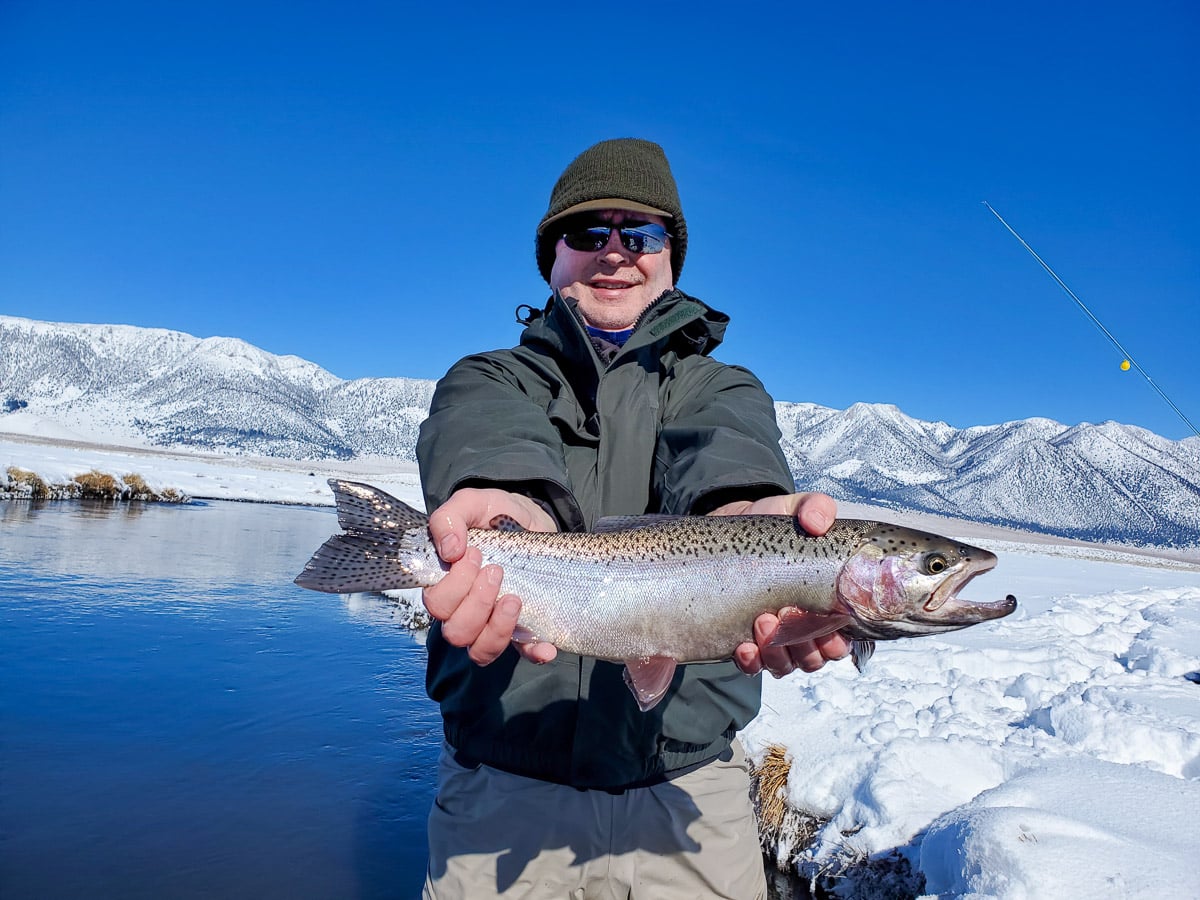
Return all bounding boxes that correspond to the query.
[416,352,584,530]
[654,359,795,515]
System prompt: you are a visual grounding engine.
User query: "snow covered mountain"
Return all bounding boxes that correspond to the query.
[776,403,1200,548]
[0,315,434,460]
[3,314,1198,547]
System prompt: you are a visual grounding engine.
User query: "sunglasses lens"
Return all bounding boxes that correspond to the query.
[560,223,669,254]
[562,227,610,252]
[619,225,668,255]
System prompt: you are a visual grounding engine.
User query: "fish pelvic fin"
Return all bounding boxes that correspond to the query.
[851,639,876,672]
[329,479,428,535]
[511,624,539,643]
[623,656,679,712]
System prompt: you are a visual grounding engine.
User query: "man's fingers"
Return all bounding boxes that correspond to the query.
[427,505,473,563]
[468,592,522,665]
[796,493,837,536]
[440,562,504,650]
[815,631,851,661]
[792,640,826,673]
[515,640,558,665]
[733,641,763,675]
[750,611,849,676]
[753,613,795,677]
[422,547,483,621]
[426,489,559,567]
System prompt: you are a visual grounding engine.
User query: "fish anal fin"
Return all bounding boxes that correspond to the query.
[489,514,526,532]
[622,656,678,711]
[767,610,853,647]
[851,639,876,671]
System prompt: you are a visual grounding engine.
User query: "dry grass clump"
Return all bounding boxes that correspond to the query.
[751,743,794,839]
[73,470,123,499]
[750,743,924,899]
[122,473,154,500]
[6,466,49,498]
[751,743,829,872]
[2,466,188,503]
[121,472,186,502]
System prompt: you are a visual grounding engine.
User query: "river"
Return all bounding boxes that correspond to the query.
[1,499,441,899]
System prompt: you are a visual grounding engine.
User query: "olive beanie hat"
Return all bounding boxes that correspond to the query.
[536,138,687,284]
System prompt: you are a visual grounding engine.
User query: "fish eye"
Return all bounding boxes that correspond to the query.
[924,553,949,575]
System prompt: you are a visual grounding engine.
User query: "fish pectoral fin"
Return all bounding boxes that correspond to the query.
[851,639,876,672]
[622,656,678,712]
[767,611,853,647]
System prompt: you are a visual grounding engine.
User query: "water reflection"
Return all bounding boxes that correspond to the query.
[1,497,341,585]
[1,500,440,899]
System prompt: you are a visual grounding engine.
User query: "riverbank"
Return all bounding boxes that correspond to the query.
[4,432,1196,567]
[0,432,426,508]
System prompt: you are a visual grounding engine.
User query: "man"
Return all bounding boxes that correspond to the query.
[416,138,849,899]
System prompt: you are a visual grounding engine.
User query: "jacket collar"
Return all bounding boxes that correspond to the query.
[518,289,730,361]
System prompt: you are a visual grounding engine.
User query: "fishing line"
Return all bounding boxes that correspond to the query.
[982,201,1199,439]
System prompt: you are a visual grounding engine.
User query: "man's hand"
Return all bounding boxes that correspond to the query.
[423,488,559,666]
[708,492,852,677]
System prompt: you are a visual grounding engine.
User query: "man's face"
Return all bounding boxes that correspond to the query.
[548,209,674,331]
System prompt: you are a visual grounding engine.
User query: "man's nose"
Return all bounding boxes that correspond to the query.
[599,228,629,258]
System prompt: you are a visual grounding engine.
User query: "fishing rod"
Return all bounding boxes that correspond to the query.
[983,201,1200,440]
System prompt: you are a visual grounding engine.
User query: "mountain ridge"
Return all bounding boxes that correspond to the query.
[3,314,1197,547]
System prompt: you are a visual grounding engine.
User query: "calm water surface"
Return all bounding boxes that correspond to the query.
[1,499,440,899]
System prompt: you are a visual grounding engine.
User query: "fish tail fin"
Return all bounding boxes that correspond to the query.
[294,533,428,594]
[328,479,429,535]
[295,481,436,594]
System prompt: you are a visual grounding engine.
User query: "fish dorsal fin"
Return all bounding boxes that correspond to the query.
[622,656,678,711]
[329,480,428,534]
[489,514,526,532]
[767,610,853,647]
[851,639,876,671]
[593,514,687,533]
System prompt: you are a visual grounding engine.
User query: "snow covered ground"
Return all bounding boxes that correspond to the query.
[4,432,1200,898]
[744,545,1200,897]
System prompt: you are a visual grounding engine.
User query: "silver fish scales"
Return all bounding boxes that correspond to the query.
[295,480,1017,709]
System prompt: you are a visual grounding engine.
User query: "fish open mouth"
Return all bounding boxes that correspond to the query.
[921,557,1016,624]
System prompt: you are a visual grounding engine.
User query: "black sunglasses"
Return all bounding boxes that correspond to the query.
[561,222,670,255]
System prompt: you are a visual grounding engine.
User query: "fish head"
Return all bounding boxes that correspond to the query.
[836,524,1016,640]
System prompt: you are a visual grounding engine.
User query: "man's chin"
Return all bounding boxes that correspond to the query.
[570,294,643,331]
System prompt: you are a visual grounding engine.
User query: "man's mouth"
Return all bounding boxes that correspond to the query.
[591,279,636,290]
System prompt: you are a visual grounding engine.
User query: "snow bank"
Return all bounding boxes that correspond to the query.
[742,545,1200,897]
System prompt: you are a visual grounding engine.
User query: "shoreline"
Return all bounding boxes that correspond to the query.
[4,431,1197,568]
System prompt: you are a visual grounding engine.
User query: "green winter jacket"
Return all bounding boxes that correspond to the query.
[416,288,795,790]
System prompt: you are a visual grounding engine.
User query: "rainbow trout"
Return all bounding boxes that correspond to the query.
[295,480,1016,710]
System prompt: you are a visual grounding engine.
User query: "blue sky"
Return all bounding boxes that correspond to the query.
[2,1,1197,440]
